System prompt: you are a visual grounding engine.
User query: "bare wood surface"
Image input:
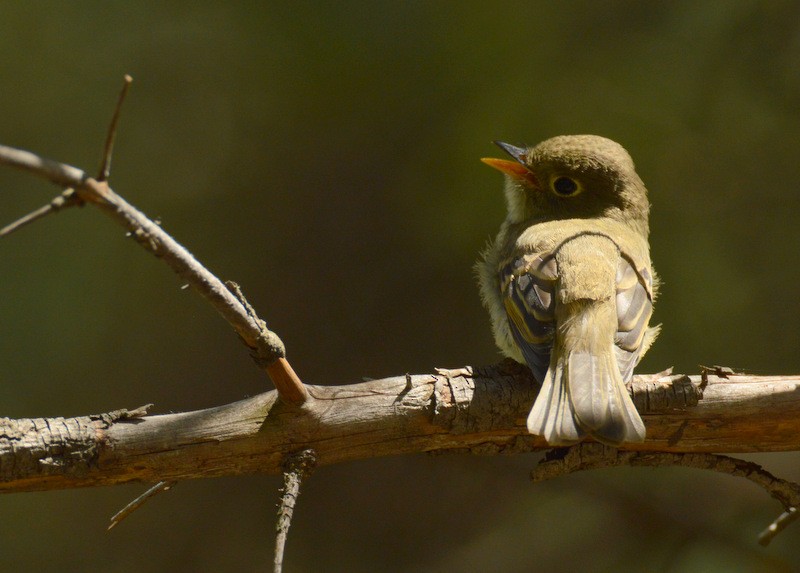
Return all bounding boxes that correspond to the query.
[1,363,798,494]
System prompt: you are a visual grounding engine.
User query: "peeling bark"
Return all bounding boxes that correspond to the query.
[2,363,799,494]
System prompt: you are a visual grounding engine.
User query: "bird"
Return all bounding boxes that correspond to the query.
[476,135,659,446]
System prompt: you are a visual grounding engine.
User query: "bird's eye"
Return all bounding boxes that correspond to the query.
[551,176,581,196]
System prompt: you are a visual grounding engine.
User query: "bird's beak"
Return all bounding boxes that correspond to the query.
[481,141,539,187]
[480,157,530,178]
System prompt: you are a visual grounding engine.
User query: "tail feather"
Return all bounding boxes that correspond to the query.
[568,351,645,445]
[527,350,645,446]
[527,360,584,445]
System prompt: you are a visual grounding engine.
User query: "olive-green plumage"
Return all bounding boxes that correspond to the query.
[477,135,659,446]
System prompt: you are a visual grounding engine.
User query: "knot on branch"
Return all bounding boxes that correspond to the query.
[250,327,287,367]
[225,280,286,366]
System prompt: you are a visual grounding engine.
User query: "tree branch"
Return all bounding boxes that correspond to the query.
[1,363,799,494]
[532,442,800,545]
[3,132,800,549]
[532,444,800,509]
[0,142,306,404]
[107,480,176,531]
[274,449,316,573]
[97,74,133,182]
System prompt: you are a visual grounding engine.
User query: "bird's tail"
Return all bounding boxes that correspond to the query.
[527,350,645,446]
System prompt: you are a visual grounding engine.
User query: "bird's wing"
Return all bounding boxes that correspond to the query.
[503,247,654,383]
[500,252,558,384]
[613,253,655,382]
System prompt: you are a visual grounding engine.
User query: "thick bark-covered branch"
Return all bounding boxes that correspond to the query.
[2,362,799,493]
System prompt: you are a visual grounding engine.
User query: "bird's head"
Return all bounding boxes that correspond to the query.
[482,135,650,235]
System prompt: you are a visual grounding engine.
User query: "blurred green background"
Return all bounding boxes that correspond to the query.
[1,1,799,571]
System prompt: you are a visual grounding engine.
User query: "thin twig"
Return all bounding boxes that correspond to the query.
[759,507,799,546]
[0,80,298,397]
[228,281,307,404]
[0,188,82,237]
[98,74,133,182]
[274,449,317,573]
[107,480,176,530]
[532,443,800,544]
[0,142,305,403]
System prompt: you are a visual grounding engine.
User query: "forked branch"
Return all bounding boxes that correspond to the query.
[0,140,305,404]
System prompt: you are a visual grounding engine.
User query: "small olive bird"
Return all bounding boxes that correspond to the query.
[477,135,658,446]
